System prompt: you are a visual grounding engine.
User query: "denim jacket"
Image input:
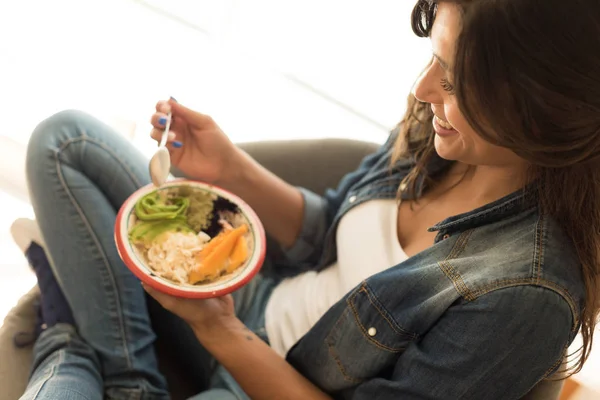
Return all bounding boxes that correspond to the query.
[282,131,584,400]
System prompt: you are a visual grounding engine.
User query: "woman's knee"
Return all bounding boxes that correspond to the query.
[28,110,95,153]
[26,110,98,180]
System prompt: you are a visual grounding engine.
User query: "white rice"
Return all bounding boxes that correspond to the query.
[134,210,252,285]
[144,231,211,284]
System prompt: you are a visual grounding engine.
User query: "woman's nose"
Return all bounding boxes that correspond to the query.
[412,63,444,105]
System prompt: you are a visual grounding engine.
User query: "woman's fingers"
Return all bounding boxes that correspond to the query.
[150,112,170,129]
[154,98,215,132]
[150,128,175,141]
[150,128,183,148]
[142,283,176,311]
[155,100,172,114]
[150,105,186,148]
[165,99,214,128]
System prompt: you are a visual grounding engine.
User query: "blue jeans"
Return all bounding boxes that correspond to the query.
[20,110,276,400]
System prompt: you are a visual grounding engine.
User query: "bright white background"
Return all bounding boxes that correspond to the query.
[0,0,429,321]
[0,0,597,396]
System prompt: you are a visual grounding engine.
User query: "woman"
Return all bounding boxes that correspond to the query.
[15,0,600,399]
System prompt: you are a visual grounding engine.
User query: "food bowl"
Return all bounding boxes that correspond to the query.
[114,179,266,298]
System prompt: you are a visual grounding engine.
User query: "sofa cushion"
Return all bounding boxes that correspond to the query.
[0,286,38,400]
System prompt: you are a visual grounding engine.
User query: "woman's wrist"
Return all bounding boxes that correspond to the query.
[191,315,245,343]
[217,147,257,191]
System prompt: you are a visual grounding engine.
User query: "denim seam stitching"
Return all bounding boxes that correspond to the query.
[326,307,364,384]
[359,283,419,339]
[432,195,533,230]
[542,344,569,379]
[59,135,144,187]
[533,215,546,284]
[437,224,579,331]
[348,288,406,352]
[467,279,579,331]
[55,136,137,370]
[437,230,476,301]
[31,347,62,399]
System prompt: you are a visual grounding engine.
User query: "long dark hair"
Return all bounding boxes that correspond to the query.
[394,0,600,376]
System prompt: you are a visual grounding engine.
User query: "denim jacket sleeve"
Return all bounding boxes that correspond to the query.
[345,285,573,400]
[282,131,398,268]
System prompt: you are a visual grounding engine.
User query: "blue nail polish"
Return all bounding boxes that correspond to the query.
[172,141,183,148]
[170,96,178,102]
[158,117,167,125]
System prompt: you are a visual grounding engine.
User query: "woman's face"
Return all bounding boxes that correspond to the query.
[412,2,522,167]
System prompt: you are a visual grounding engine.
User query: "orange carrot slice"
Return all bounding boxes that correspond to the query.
[189,224,249,284]
[195,224,239,261]
[195,232,224,263]
[226,236,249,274]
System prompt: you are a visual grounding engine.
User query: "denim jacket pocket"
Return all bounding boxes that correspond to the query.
[325,283,417,387]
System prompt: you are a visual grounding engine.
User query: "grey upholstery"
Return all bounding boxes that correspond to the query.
[0,138,563,400]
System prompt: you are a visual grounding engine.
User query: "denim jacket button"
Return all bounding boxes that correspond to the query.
[368,327,377,337]
[348,195,357,204]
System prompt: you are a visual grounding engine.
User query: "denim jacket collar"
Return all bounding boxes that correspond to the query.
[429,187,536,233]
[392,152,538,236]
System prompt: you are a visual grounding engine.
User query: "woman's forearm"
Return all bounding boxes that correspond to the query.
[221,149,304,249]
[193,318,331,400]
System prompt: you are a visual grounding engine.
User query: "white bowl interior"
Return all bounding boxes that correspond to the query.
[118,181,264,294]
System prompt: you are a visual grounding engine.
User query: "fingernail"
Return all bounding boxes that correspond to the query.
[170,96,178,103]
[172,141,183,148]
[158,117,167,126]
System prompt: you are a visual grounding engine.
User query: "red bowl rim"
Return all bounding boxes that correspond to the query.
[114,179,266,299]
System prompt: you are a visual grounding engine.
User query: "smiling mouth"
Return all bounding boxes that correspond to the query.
[434,116,455,130]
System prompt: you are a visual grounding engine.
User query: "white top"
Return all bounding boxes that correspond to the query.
[265,199,409,357]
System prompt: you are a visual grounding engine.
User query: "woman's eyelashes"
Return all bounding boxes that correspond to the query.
[440,78,455,94]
